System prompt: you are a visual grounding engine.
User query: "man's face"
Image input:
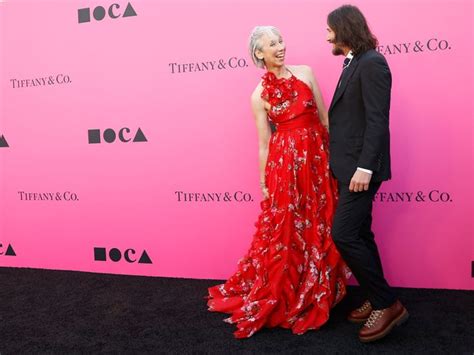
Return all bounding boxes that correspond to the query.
[326,26,344,56]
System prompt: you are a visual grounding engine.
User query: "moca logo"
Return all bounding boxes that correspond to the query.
[0,243,16,256]
[88,128,147,144]
[94,247,152,264]
[78,2,137,24]
[0,134,9,148]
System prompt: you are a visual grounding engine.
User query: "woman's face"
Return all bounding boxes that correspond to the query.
[255,31,286,68]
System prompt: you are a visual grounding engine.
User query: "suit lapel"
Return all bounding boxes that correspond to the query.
[329,55,360,113]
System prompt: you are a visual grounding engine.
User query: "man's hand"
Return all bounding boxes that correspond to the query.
[349,170,372,192]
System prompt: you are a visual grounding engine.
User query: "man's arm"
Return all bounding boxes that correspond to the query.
[357,54,391,172]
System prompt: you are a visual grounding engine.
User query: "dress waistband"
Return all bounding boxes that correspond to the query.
[274,113,316,132]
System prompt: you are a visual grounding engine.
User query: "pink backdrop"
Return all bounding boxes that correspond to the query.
[1,0,472,290]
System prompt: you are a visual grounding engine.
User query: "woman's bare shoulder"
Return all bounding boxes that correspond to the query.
[288,64,314,76]
[251,81,264,100]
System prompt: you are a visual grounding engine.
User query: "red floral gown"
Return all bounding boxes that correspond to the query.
[207,70,351,338]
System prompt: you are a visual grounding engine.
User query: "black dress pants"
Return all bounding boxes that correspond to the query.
[331,181,397,310]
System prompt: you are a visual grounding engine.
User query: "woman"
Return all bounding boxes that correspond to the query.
[207,26,351,338]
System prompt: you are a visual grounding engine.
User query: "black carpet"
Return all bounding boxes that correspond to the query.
[0,267,472,354]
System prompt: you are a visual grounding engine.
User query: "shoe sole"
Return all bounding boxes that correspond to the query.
[358,308,409,343]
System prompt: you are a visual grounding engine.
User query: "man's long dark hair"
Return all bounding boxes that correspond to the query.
[327,5,378,55]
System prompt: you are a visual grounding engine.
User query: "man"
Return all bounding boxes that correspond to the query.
[326,5,409,342]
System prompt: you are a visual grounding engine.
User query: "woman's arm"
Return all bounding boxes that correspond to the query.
[251,87,272,199]
[305,66,329,130]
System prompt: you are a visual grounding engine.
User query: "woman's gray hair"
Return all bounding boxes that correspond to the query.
[248,26,281,69]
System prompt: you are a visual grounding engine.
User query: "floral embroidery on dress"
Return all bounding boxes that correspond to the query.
[207,70,351,338]
[261,71,299,117]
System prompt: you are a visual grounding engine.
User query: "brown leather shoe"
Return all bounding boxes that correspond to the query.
[348,300,372,323]
[358,300,409,343]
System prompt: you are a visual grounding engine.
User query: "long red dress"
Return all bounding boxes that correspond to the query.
[207,70,351,338]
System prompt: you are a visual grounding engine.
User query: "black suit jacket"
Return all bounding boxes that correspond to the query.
[328,49,392,183]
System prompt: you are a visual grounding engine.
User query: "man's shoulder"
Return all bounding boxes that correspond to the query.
[358,49,388,68]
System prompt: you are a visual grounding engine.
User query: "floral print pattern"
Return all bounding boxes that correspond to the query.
[207,71,351,338]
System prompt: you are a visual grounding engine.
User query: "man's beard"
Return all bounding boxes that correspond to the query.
[331,43,344,56]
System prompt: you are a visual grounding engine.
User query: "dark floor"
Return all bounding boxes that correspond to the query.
[0,267,472,354]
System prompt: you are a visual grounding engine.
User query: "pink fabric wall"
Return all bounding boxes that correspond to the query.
[1,0,472,290]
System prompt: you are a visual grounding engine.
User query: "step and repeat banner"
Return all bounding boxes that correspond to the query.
[0,0,472,290]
